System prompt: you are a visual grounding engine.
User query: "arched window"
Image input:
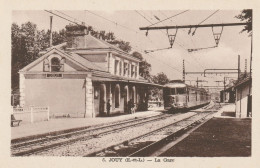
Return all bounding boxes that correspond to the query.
[51,57,64,72]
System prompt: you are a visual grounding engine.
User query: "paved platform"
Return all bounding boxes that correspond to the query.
[213,103,236,118]
[11,104,236,140]
[11,109,164,140]
[160,117,251,157]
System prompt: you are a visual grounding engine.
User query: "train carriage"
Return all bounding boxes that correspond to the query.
[163,80,210,112]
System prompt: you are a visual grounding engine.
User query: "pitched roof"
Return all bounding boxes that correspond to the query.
[68,52,105,71]
[20,48,105,72]
[234,76,252,88]
[70,35,141,62]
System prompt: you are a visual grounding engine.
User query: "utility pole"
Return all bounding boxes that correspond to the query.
[238,55,240,79]
[250,34,252,78]
[196,77,208,88]
[223,76,226,102]
[183,60,185,83]
[50,16,53,47]
[245,59,247,73]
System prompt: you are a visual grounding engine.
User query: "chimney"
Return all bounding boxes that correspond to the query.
[66,24,88,48]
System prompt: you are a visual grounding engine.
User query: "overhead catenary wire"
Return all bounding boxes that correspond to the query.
[85,10,140,34]
[45,10,86,27]
[85,10,157,45]
[131,44,196,79]
[55,10,85,24]
[44,10,203,80]
[147,10,189,27]
[134,11,205,76]
[46,10,185,78]
[135,10,187,51]
[191,10,220,36]
[157,11,205,70]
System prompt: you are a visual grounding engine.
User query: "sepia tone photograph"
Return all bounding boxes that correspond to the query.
[9,9,253,158]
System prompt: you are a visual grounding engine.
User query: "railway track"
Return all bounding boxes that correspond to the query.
[87,110,216,157]
[12,103,219,157]
[11,113,177,156]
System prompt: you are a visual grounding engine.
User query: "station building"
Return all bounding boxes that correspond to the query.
[234,75,252,118]
[19,31,157,118]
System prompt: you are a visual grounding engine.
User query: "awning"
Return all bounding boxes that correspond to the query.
[91,76,163,87]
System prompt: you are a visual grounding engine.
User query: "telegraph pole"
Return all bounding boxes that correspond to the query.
[183,60,185,82]
[238,55,240,79]
[223,76,226,102]
[50,16,53,47]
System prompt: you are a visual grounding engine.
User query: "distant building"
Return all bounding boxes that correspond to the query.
[220,86,235,103]
[234,75,252,118]
[19,29,159,118]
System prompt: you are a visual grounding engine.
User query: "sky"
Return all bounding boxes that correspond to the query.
[12,10,251,90]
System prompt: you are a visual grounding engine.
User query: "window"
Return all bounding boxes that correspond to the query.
[131,65,135,77]
[51,57,64,72]
[128,64,130,76]
[176,88,186,94]
[114,60,119,75]
[119,61,122,75]
[43,59,49,72]
[135,66,137,78]
[124,62,128,76]
[171,88,176,95]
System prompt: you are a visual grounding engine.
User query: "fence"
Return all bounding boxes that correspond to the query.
[13,106,49,123]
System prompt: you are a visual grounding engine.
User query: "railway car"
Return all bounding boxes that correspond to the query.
[163,80,211,112]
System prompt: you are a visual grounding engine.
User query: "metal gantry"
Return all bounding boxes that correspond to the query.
[140,22,249,49]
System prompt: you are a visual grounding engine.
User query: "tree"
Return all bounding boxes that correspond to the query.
[11,23,149,91]
[11,22,45,90]
[235,9,252,34]
[132,51,143,60]
[149,72,170,100]
[108,39,132,53]
[131,51,152,81]
[11,22,65,91]
[139,60,152,81]
[152,72,169,85]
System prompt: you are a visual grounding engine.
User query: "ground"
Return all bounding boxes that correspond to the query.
[160,117,251,157]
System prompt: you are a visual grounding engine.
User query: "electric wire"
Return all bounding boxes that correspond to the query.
[198,10,220,25]
[55,10,85,24]
[45,10,203,80]
[158,11,205,70]
[45,10,85,27]
[85,10,156,45]
[135,10,187,50]
[85,10,139,34]
[147,10,189,27]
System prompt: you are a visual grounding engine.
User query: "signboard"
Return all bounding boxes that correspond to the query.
[46,74,63,78]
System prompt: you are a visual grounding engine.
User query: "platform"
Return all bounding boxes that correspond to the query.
[160,117,251,157]
[11,104,236,141]
[11,109,164,140]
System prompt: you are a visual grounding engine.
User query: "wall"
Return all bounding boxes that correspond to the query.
[24,78,85,117]
[235,84,251,118]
